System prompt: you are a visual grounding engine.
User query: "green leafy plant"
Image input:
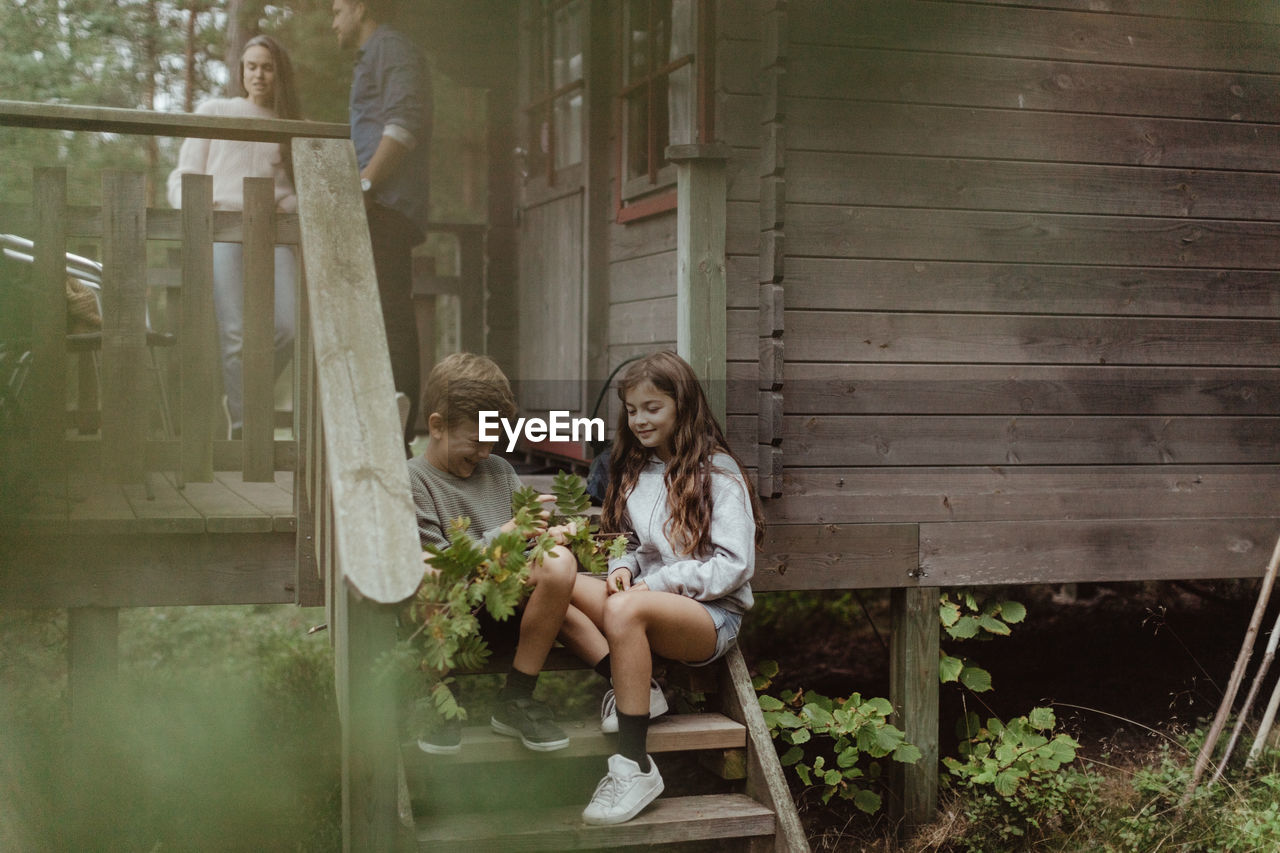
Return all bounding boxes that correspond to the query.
[943,707,1087,851]
[383,473,627,731]
[510,471,629,576]
[755,660,921,814]
[939,590,1026,693]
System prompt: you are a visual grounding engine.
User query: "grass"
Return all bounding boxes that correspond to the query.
[1,605,341,852]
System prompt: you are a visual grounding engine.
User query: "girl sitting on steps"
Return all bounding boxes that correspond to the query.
[560,350,765,826]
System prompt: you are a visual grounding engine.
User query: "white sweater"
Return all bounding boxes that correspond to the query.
[608,453,756,614]
[166,97,297,213]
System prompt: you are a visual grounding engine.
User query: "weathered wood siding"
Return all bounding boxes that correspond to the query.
[723,0,1280,582]
[609,218,678,365]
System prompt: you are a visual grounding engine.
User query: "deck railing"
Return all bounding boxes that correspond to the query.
[0,100,427,849]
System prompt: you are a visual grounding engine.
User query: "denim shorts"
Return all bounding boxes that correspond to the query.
[685,599,743,667]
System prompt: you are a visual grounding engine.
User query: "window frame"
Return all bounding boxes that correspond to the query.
[614,0,715,223]
[521,0,586,194]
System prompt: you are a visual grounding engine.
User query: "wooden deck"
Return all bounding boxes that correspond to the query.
[2,470,299,608]
[21,470,295,535]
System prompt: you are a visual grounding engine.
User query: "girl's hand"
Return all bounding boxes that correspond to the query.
[606,567,633,594]
[631,581,648,592]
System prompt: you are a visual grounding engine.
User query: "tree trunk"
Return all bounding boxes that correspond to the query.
[142,0,160,204]
[184,4,197,112]
[224,0,246,96]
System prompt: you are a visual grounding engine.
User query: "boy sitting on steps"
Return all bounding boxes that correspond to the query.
[408,352,580,753]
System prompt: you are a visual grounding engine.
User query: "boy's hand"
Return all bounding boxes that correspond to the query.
[546,519,579,545]
[500,494,555,538]
[420,552,441,578]
[606,567,633,595]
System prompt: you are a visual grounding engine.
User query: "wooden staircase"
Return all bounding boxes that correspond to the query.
[401,646,809,852]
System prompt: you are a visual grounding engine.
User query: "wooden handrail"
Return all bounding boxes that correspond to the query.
[0,99,348,143]
[292,136,421,605]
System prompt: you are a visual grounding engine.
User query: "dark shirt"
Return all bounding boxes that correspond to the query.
[350,24,432,238]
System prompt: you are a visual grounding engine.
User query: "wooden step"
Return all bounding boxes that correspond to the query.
[415,793,776,851]
[404,712,746,766]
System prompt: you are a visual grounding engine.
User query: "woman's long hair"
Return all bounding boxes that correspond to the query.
[237,34,301,183]
[602,351,765,555]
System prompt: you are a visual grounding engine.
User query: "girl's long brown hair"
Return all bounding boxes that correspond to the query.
[237,34,301,184]
[602,351,765,556]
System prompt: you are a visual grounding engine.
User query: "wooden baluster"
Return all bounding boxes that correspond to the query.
[241,176,275,480]
[180,173,217,484]
[294,262,322,605]
[99,171,148,483]
[31,168,67,483]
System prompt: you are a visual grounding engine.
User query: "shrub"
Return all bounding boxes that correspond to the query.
[942,707,1090,851]
[755,659,921,814]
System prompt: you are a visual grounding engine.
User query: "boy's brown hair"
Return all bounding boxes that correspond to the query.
[421,353,517,428]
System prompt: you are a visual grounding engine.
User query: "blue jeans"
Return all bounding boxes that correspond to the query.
[212,242,297,431]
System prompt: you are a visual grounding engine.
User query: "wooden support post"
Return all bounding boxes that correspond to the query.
[456,229,486,355]
[889,587,940,828]
[67,606,120,846]
[336,585,401,852]
[668,143,730,425]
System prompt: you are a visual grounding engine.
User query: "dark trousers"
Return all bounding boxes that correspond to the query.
[367,205,422,450]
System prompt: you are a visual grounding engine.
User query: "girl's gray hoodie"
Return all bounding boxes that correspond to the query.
[607,453,755,614]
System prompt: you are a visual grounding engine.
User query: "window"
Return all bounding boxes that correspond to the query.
[617,0,709,217]
[524,0,584,183]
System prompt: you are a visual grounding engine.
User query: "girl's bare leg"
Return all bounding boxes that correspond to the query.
[603,590,716,715]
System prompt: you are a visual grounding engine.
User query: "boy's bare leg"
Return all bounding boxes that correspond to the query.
[511,546,577,676]
[560,574,610,665]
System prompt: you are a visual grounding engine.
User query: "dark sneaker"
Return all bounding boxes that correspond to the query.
[417,716,462,755]
[490,696,570,752]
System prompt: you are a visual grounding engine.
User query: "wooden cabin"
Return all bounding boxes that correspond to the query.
[409,0,1280,839]
[418,0,1280,590]
[4,0,1280,849]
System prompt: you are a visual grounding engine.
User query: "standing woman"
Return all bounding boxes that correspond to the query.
[167,34,301,439]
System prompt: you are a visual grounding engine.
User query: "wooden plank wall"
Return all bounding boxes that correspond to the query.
[720,0,1280,584]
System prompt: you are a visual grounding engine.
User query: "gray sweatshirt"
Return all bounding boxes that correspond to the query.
[608,453,755,614]
[407,453,522,550]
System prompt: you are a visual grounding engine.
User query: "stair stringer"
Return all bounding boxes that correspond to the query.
[719,644,810,853]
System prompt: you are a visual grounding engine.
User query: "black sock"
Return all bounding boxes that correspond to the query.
[616,710,651,772]
[500,667,538,702]
[593,654,612,681]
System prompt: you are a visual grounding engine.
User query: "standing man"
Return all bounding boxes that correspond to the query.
[332,0,431,451]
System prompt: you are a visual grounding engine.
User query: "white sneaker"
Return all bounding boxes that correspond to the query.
[582,754,664,825]
[600,679,669,733]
